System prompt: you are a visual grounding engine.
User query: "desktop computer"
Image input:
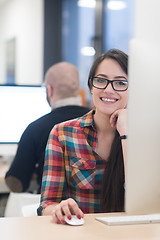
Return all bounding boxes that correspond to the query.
[0,85,50,193]
[0,85,50,145]
[125,39,160,215]
[96,39,160,226]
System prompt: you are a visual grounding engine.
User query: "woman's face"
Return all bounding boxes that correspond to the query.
[91,58,128,116]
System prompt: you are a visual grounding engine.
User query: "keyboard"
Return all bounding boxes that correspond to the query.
[96,214,160,226]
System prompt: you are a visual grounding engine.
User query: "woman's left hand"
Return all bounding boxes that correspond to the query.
[110,108,128,136]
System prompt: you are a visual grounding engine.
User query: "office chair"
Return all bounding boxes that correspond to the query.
[4,192,40,217]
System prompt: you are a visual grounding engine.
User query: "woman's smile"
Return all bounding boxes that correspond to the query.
[100,97,118,103]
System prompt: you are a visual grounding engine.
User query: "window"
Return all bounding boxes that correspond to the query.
[62,0,96,104]
[103,0,135,53]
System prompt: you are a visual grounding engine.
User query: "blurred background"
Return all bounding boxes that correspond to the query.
[1,0,160,220]
[0,0,135,104]
[0,0,135,216]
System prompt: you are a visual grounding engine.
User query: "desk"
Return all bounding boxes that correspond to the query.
[0,160,10,193]
[1,213,160,240]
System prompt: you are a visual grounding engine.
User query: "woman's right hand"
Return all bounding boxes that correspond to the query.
[51,198,84,224]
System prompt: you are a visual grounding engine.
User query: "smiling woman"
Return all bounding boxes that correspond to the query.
[89,58,128,116]
[37,49,128,223]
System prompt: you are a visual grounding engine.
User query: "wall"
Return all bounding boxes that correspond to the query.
[0,0,44,85]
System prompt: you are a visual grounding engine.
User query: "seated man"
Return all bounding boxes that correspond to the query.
[5,62,90,193]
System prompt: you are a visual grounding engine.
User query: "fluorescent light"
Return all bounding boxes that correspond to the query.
[107,1,127,10]
[77,0,96,8]
[80,46,96,56]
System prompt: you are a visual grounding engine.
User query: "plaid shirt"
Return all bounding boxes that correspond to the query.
[39,110,107,214]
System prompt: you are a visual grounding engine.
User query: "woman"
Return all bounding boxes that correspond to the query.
[37,49,128,224]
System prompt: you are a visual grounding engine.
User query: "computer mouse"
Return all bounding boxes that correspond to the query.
[64,215,85,226]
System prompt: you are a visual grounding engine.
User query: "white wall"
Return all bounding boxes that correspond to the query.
[0,0,44,85]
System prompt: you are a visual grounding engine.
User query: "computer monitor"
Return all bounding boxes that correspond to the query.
[125,40,160,214]
[0,85,50,144]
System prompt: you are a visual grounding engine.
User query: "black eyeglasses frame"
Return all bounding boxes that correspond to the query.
[91,77,128,92]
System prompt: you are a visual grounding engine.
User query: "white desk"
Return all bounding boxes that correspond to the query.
[1,213,160,240]
[0,144,17,193]
[0,160,10,193]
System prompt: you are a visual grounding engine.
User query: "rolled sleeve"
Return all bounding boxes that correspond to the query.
[39,125,67,212]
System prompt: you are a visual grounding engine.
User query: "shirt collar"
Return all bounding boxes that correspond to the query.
[79,109,96,128]
[53,96,82,108]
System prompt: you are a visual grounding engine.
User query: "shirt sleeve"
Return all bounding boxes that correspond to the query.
[39,125,67,210]
[5,124,37,191]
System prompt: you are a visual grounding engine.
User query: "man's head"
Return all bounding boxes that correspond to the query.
[44,62,80,108]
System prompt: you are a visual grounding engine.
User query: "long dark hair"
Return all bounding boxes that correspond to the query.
[88,49,128,212]
[102,131,125,212]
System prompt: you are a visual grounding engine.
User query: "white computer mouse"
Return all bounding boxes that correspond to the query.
[64,215,85,226]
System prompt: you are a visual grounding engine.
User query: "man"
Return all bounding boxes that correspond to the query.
[5,62,90,193]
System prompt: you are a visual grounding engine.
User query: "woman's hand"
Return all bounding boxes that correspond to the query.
[51,198,84,224]
[110,108,128,173]
[110,108,128,136]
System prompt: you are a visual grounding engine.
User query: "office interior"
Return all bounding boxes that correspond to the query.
[0,0,160,237]
[0,1,134,147]
[0,0,134,217]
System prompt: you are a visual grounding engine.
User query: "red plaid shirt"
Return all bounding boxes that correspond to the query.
[39,110,107,213]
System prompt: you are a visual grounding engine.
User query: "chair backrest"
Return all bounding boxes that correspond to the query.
[4,192,41,217]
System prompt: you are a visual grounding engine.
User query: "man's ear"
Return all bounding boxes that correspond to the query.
[46,84,54,98]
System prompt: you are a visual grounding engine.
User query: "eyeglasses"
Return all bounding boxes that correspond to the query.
[91,77,128,92]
